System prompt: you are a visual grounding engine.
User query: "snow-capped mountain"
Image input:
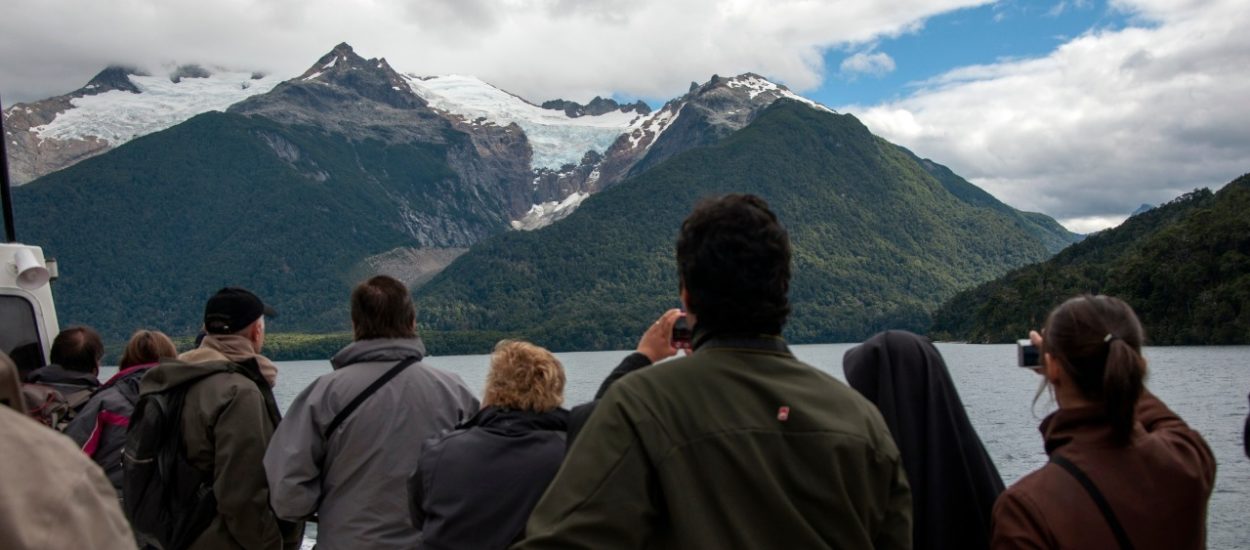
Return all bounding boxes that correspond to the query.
[3,66,280,184]
[8,43,836,233]
[512,73,835,229]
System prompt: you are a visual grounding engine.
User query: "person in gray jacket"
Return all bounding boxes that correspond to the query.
[264,275,479,549]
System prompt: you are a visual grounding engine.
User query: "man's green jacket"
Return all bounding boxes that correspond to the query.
[518,335,912,549]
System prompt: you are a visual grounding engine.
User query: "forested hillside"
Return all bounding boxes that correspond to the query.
[415,100,1077,352]
[931,173,1250,344]
[15,111,491,341]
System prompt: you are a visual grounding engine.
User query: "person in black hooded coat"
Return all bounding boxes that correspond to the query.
[843,330,1004,550]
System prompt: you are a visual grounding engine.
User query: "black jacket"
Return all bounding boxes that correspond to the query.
[567,352,653,446]
[409,406,568,550]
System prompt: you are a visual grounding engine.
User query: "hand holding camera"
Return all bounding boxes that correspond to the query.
[1017,330,1044,369]
[636,309,684,363]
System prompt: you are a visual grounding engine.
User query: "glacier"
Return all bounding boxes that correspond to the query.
[405,75,641,171]
[32,72,283,146]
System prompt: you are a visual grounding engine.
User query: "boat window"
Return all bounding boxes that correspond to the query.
[0,295,45,375]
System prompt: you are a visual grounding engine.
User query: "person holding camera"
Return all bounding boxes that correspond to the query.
[517,194,910,549]
[992,295,1215,549]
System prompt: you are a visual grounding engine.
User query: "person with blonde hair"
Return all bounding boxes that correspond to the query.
[66,329,178,494]
[409,339,569,549]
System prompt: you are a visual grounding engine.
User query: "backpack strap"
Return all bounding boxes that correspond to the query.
[323,357,419,440]
[1050,453,1135,550]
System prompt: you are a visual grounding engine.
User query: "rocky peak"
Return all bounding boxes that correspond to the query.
[292,42,419,109]
[170,64,211,83]
[540,97,651,118]
[83,66,144,95]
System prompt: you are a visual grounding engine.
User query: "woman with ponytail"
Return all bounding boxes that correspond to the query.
[992,295,1216,549]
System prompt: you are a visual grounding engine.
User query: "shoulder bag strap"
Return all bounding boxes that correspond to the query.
[323,357,420,440]
[1050,454,1135,550]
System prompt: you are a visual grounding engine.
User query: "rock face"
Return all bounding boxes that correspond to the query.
[540,97,651,118]
[230,42,536,247]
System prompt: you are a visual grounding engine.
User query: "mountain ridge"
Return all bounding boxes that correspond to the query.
[930,174,1250,344]
[412,100,1078,353]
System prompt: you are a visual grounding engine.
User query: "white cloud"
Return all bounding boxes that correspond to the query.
[846,0,1250,231]
[840,51,897,78]
[0,0,990,105]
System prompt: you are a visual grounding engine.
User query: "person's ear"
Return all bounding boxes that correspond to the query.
[1043,353,1061,384]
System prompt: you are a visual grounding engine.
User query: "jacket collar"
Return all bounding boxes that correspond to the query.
[331,338,426,369]
[691,326,791,355]
[1040,405,1146,454]
[461,406,569,433]
[186,334,279,387]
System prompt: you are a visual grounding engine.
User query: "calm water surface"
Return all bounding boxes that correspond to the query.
[113,344,1249,548]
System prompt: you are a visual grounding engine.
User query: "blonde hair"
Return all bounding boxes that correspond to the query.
[482,340,565,412]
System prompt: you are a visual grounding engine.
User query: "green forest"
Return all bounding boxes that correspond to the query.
[931,174,1250,344]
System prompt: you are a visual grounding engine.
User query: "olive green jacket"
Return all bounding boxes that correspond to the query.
[141,352,302,550]
[518,335,912,549]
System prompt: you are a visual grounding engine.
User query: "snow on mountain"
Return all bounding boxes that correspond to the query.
[32,72,282,146]
[724,74,834,113]
[510,191,590,230]
[404,74,643,170]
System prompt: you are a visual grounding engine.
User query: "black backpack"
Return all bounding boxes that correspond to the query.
[122,369,227,550]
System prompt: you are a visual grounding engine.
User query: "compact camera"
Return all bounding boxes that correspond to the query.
[671,315,693,349]
[1017,339,1040,368]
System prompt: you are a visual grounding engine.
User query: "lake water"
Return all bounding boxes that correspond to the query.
[108,343,1250,548]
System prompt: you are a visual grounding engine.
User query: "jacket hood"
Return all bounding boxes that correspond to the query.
[462,406,569,434]
[331,338,426,369]
[139,358,242,395]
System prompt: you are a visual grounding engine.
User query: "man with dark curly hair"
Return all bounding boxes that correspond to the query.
[519,194,913,549]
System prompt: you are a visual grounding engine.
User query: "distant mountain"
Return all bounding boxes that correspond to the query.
[413,100,1079,353]
[14,45,536,341]
[1131,203,1155,216]
[11,45,873,345]
[12,43,1079,350]
[930,174,1250,344]
[2,65,281,184]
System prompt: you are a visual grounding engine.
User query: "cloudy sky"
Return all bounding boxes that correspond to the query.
[2,0,1246,232]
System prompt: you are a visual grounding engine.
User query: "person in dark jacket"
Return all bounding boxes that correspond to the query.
[518,194,911,549]
[25,325,104,402]
[66,329,178,494]
[1244,391,1249,460]
[410,339,568,549]
[992,295,1215,550]
[844,330,1004,550]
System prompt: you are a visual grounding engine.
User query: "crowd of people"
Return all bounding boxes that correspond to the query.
[0,193,1242,550]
